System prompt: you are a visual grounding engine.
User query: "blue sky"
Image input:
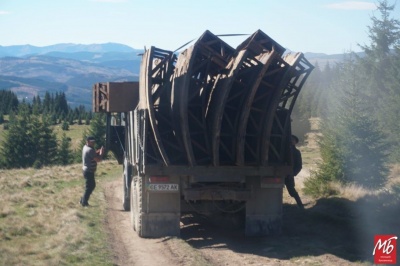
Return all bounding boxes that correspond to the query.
[1,0,399,54]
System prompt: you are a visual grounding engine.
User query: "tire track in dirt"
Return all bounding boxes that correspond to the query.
[104,178,210,266]
[104,179,181,266]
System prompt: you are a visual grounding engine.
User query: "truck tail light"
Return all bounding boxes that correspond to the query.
[261,177,282,184]
[149,176,170,183]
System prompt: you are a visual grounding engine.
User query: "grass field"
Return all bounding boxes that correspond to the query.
[53,123,90,151]
[0,160,121,266]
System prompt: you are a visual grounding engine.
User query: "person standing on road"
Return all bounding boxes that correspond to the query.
[80,136,104,207]
[285,135,304,209]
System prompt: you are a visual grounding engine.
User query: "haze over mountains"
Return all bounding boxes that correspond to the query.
[0,43,345,108]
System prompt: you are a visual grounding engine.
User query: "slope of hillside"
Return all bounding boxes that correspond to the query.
[0,55,138,107]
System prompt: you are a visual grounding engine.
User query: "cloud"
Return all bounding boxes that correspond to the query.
[0,10,11,15]
[325,1,376,10]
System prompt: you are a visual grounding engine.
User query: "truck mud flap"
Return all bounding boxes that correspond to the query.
[245,214,282,236]
[139,213,180,238]
[132,175,181,238]
[245,177,283,236]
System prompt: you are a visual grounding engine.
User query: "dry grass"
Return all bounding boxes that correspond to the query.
[328,182,371,201]
[388,163,400,186]
[0,160,121,266]
[314,163,400,202]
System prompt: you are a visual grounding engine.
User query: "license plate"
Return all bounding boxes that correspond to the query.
[147,183,179,191]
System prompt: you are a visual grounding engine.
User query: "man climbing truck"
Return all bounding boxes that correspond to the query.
[93,30,313,237]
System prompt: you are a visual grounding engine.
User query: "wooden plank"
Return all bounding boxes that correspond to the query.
[171,46,197,166]
[236,51,279,165]
[241,59,288,165]
[207,50,247,166]
[260,53,302,165]
[144,47,176,166]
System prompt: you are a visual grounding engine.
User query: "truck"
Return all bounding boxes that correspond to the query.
[93,30,313,237]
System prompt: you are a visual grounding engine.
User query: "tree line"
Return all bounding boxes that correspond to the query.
[294,0,400,194]
[0,91,92,127]
[0,91,105,169]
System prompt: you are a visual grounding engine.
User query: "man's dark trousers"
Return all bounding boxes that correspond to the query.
[285,175,304,209]
[82,171,96,205]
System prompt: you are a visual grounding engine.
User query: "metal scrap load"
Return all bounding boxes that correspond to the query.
[138,30,313,167]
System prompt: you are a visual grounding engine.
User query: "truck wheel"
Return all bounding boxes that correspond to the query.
[130,178,136,231]
[123,174,130,211]
[135,176,143,235]
[122,158,131,211]
[131,176,143,235]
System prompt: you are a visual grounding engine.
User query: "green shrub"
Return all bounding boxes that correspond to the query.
[62,121,69,131]
[303,172,338,198]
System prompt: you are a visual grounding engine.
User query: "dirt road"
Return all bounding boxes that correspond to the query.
[103,176,367,266]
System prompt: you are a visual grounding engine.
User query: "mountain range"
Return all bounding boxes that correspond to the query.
[0,43,346,108]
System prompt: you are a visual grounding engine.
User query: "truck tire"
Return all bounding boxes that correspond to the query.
[130,178,136,231]
[131,176,143,235]
[122,158,131,211]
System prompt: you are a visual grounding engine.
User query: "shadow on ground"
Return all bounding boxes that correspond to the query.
[180,194,400,264]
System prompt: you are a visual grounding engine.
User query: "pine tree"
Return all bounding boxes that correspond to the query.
[303,124,345,197]
[336,75,388,187]
[1,104,34,168]
[58,133,73,165]
[307,56,389,191]
[35,116,58,167]
[32,95,42,115]
[87,113,106,149]
[0,105,58,168]
[0,90,19,114]
[61,120,69,131]
[381,47,400,160]
[360,0,400,60]
[77,115,83,125]
[358,0,400,161]
[42,92,52,114]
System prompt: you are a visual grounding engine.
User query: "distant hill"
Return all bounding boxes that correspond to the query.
[0,43,144,108]
[0,55,139,107]
[0,43,355,108]
[0,43,140,57]
[303,52,357,69]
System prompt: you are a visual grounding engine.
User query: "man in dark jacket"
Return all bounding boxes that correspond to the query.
[80,136,104,207]
[285,135,304,209]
